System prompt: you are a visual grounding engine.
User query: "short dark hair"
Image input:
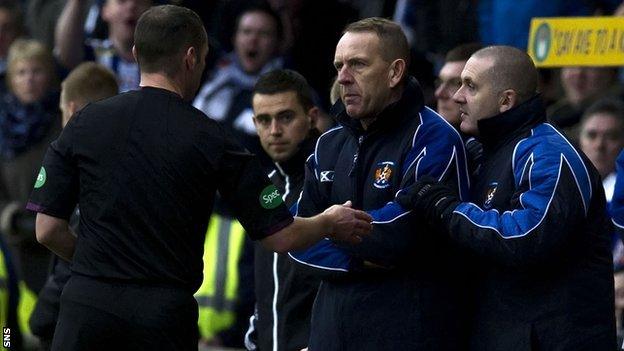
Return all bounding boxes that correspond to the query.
[582,98,624,129]
[62,62,118,107]
[234,4,283,42]
[343,17,410,67]
[134,5,207,76]
[254,69,314,111]
[445,42,483,62]
[472,45,538,103]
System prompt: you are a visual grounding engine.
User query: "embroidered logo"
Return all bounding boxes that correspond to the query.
[373,161,394,189]
[483,181,498,209]
[259,185,283,209]
[320,171,334,182]
[34,167,46,188]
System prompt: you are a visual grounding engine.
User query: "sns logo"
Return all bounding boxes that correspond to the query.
[34,167,46,188]
[260,185,283,209]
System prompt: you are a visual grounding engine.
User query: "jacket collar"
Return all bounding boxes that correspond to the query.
[330,76,425,137]
[274,132,318,177]
[477,94,546,149]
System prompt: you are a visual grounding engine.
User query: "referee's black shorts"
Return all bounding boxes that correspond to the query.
[51,274,199,351]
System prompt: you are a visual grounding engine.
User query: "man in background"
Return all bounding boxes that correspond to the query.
[29,61,119,350]
[245,69,321,351]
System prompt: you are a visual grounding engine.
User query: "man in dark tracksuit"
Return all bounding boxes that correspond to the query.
[245,70,322,350]
[399,46,616,350]
[291,18,472,350]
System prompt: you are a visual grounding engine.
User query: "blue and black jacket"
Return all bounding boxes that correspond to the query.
[611,150,624,243]
[290,78,473,350]
[445,96,616,350]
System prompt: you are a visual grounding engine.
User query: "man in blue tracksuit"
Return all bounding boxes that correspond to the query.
[398,46,616,350]
[291,18,472,350]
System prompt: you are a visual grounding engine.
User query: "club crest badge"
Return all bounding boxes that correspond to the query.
[483,181,498,209]
[373,161,394,189]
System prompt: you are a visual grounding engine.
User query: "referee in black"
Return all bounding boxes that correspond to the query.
[26,5,372,350]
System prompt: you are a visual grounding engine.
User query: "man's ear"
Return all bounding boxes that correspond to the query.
[132,45,138,63]
[388,59,406,88]
[307,106,320,128]
[499,89,518,113]
[184,47,197,70]
[67,101,78,117]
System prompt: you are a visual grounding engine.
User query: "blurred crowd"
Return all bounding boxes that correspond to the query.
[1,0,624,350]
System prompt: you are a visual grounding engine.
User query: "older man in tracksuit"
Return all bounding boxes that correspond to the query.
[291,18,473,350]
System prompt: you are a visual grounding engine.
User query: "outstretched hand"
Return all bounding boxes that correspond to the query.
[396,176,460,225]
[323,201,373,244]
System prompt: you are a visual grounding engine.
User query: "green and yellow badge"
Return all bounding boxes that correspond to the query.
[34,167,46,188]
[259,185,283,209]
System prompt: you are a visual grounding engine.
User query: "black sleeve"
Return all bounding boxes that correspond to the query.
[26,125,79,219]
[215,137,293,241]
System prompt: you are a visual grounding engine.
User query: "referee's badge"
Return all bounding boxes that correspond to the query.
[34,167,46,188]
[483,182,498,209]
[373,161,394,189]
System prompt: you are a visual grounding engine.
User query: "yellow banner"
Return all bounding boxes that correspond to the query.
[527,17,624,67]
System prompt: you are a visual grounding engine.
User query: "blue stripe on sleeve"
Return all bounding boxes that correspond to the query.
[288,238,351,272]
[453,123,592,239]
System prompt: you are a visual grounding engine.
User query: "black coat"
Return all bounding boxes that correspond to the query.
[445,96,616,350]
[294,78,473,350]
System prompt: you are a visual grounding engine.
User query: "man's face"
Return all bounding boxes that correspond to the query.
[252,91,313,162]
[579,113,624,178]
[102,0,151,46]
[11,59,50,104]
[334,31,393,120]
[234,11,278,74]
[435,61,465,127]
[452,56,502,137]
[561,67,615,106]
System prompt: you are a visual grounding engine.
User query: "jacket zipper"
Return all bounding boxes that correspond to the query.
[349,135,365,208]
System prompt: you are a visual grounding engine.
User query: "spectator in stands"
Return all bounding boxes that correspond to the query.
[0,39,60,294]
[0,40,61,346]
[54,0,152,92]
[435,43,482,127]
[548,67,621,140]
[193,4,283,164]
[0,0,23,94]
[578,99,624,341]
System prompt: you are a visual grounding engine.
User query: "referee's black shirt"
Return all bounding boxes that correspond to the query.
[27,87,293,293]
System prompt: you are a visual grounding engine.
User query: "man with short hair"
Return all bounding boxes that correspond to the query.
[29,61,118,350]
[435,42,482,127]
[26,5,371,350]
[293,18,472,350]
[59,62,119,127]
[398,45,617,349]
[245,69,321,351]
